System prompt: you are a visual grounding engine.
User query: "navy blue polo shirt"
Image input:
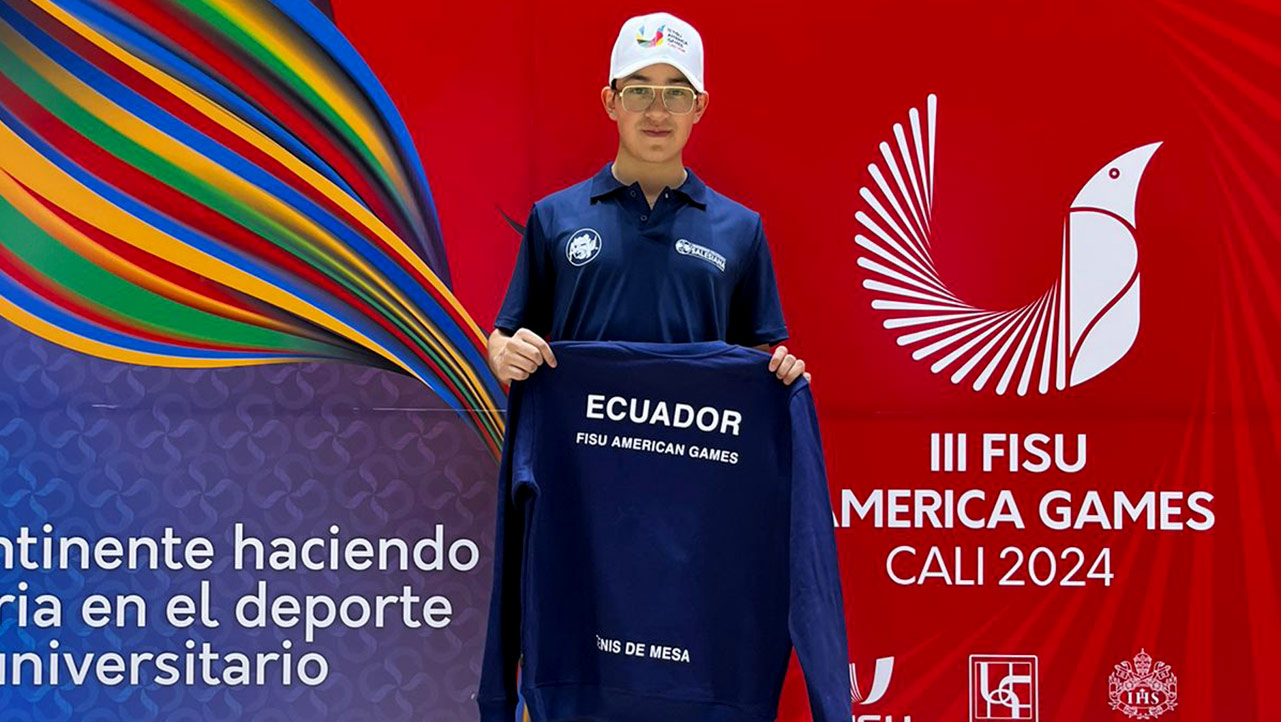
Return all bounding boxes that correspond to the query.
[494,163,788,345]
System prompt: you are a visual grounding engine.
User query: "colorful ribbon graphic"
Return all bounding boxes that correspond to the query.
[0,0,505,456]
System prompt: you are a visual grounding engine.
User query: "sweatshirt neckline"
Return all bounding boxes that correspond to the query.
[557,340,738,359]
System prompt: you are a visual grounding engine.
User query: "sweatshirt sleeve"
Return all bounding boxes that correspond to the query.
[477,380,535,722]
[786,383,852,722]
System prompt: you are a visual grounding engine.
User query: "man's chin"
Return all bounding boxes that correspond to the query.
[631,146,679,164]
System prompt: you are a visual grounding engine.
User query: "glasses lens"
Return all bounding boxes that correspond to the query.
[663,87,695,114]
[621,86,655,112]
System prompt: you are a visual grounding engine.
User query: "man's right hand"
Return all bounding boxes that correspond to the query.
[487,327,558,384]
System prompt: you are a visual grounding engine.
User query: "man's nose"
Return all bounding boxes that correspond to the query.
[644,98,670,120]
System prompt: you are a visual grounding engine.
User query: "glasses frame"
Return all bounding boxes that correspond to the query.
[612,83,702,115]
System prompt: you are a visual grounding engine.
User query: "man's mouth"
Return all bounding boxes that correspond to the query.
[641,129,672,137]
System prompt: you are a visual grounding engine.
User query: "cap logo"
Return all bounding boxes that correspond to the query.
[635,24,665,47]
[663,26,690,52]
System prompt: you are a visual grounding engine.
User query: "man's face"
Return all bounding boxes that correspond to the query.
[601,63,708,164]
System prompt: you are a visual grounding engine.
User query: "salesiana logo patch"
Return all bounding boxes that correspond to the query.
[636,24,665,47]
[854,95,1161,395]
[566,228,602,266]
[675,239,725,272]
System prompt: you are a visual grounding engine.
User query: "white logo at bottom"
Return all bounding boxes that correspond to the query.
[850,656,914,722]
[1108,649,1178,719]
[850,656,895,705]
[969,654,1038,721]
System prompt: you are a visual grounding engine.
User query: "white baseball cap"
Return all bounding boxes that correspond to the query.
[608,12,705,93]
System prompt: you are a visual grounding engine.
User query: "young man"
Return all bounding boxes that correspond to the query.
[487,11,809,386]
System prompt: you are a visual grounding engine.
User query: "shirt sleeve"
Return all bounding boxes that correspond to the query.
[494,204,553,337]
[727,215,788,347]
[477,380,536,722]
[787,383,852,722]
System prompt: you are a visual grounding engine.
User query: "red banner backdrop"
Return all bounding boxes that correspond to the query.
[335,1,1278,719]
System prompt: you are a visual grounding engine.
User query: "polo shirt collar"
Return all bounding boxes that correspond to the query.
[588,163,708,209]
[676,167,708,208]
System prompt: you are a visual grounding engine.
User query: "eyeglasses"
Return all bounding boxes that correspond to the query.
[614,84,700,114]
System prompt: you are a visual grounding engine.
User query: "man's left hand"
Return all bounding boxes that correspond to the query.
[767,345,811,385]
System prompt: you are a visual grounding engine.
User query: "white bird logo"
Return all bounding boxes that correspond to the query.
[855,95,1161,395]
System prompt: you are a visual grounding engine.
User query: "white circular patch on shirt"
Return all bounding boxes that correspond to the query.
[565,228,603,267]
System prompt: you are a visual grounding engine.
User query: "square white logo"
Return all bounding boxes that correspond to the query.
[969,654,1038,721]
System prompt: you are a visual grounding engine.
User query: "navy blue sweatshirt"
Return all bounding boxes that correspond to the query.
[477,341,850,722]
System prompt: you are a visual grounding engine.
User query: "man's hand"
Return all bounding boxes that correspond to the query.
[766,345,811,385]
[487,328,557,384]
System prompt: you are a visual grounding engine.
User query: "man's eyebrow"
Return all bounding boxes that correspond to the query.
[621,73,693,87]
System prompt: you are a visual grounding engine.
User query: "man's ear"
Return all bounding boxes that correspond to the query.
[692,91,710,123]
[601,86,619,120]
